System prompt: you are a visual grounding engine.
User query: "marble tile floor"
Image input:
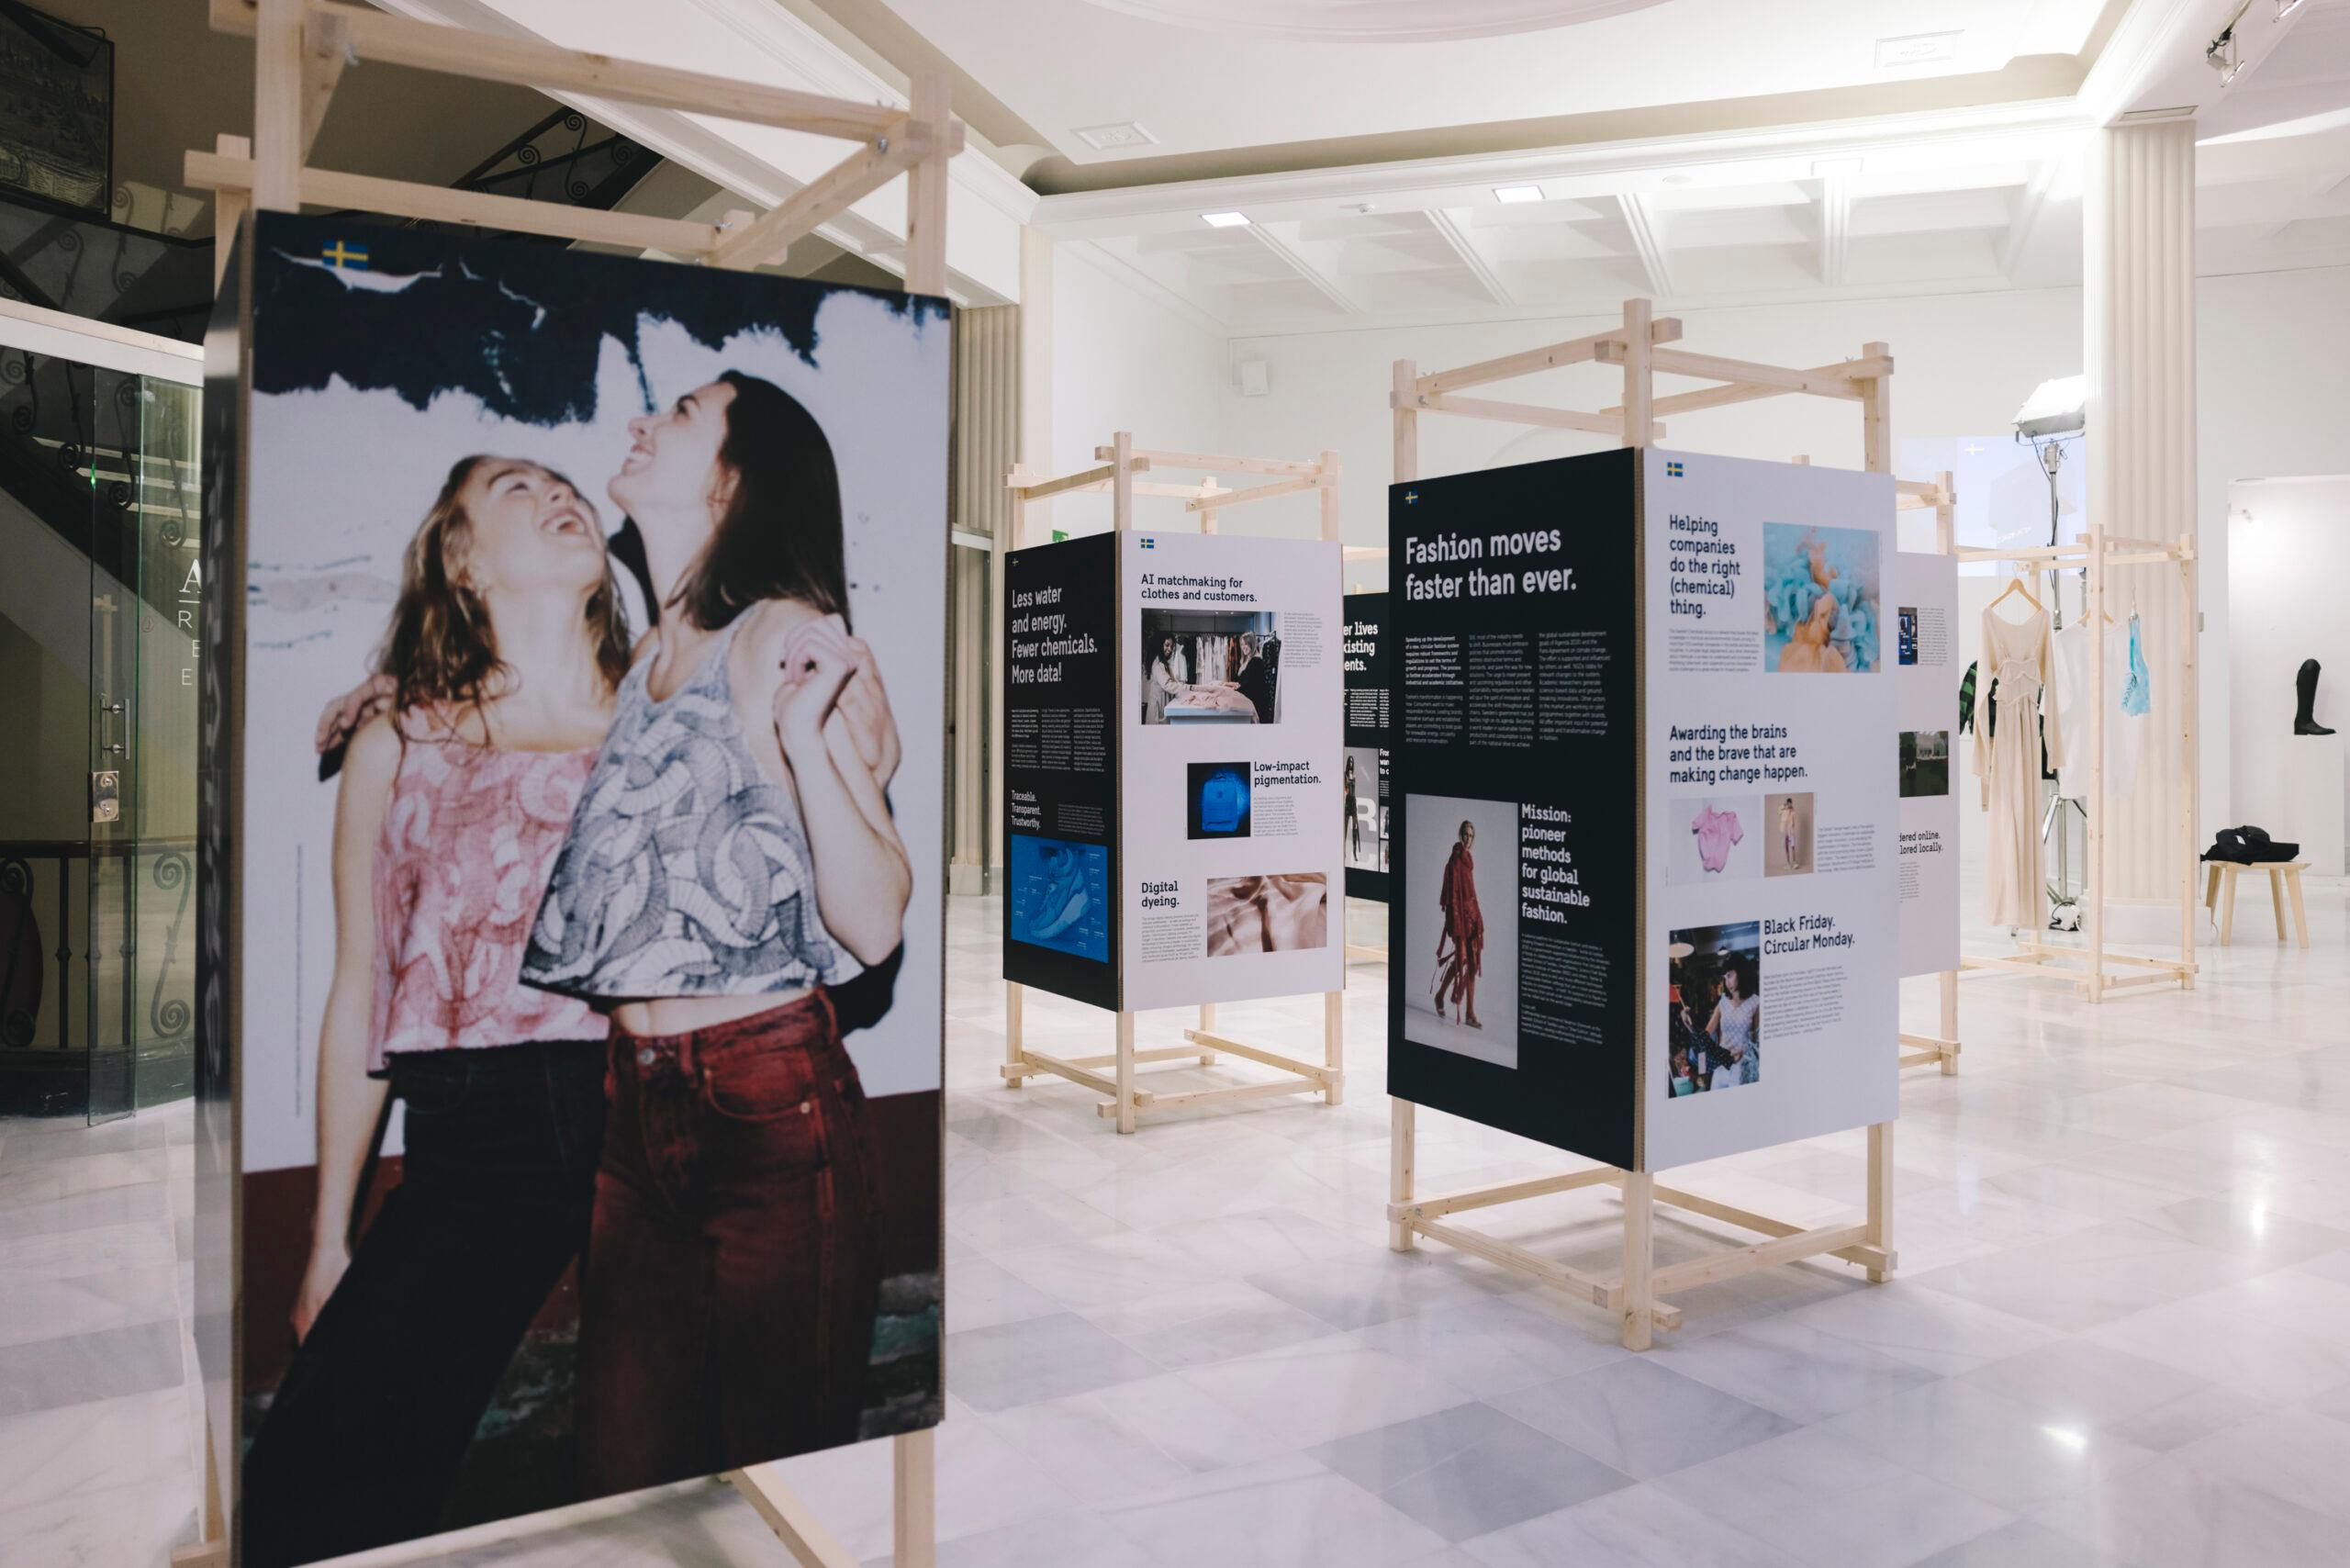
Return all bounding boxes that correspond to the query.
[2,877,2344,1567]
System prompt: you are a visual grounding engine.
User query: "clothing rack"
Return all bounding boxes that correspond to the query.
[179,2,959,1562]
[1389,298,1897,1351]
[1001,437,1345,1133]
[1952,520,2199,1002]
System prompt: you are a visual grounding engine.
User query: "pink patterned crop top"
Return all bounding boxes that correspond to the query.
[370,734,601,1072]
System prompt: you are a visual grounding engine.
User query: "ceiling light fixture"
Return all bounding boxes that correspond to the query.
[1493,185,1545,204]
[2277,0,2305,18]
[1201,210,1251,229]
[2207,23,2243,85]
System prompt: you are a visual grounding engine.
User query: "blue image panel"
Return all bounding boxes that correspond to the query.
[1008,834,1111,962]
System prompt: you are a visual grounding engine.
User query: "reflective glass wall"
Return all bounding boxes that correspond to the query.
[0,334,200,1119]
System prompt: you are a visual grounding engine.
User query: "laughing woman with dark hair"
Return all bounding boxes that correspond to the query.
[245,457,629,1567]
[520,372,910,1491]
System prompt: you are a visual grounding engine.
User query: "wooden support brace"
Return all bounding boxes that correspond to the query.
[727,1466,863,1568]
[1388,1164,1620,1224]
[1008,457,1153,502]
[299,6,348,158]
[215,0,911,140]
[1648,1223,1872,1297]
[709,123,923,271]
[1096,445,1323,477]
[1019,1049,1129,1101]
[1104,1077,1320,1115]
[1397,390,1643,440]
[1415,319,1680,395]
[1179,1028,1337,1084]
[185,150,725,252]
[1185,474,1319,512]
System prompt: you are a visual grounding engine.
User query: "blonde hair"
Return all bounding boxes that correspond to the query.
[376,455,632,727]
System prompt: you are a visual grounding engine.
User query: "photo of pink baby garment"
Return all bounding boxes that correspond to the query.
[1692,805,1743,873]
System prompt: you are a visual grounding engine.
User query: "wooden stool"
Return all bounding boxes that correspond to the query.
[2204,861,2311,948]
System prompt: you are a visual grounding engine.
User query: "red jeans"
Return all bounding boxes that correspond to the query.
[579,991,881,1493]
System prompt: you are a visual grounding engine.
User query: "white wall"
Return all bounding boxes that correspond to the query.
[1217,264,2350,831]
[2228,476,2350,873]
[1041,245,1227,537]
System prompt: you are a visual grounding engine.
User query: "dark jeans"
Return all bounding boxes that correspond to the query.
[241,1040,604,1568]
[580,990,881,1495]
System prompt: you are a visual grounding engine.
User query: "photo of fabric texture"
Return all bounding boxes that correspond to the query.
[1762,522,1881,673]
[1204,873,1328,955]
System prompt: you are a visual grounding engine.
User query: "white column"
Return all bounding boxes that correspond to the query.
[2085,120,2196,907]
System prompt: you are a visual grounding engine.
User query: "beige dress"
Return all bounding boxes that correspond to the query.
[1972,603,2065,929]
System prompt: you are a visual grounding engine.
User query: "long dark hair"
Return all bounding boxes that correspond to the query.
[376,455,632,725]
[667,371,850,633]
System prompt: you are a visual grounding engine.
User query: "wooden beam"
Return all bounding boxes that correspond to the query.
[207,134,250,290]
[1416,327,1627,396]
[185,149,724,253]
[1390,1165,1620,1224]
[726,1467,862,1568]
[709,123,922,271]
[1006,457,1152,501]
[1648,1223,1872,1297]
[1400,391,1628,437]
[1643,346,1877,398]
[1179,1028,1335,1082]
[252,0,302,212]
[1413,1219,1613,1310]
[1104,1078,1319,1115]
[215,1,908,141]
[1096,446,1321,477]
[1606,356,1892,420]
[1184,474,1319,512]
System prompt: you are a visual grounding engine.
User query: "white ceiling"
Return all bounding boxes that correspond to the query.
[878,0,2110,166]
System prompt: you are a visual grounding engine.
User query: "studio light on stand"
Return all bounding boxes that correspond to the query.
[2013,374,2087,930]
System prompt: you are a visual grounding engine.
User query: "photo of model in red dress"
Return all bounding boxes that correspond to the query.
[1403,793,1518,1070]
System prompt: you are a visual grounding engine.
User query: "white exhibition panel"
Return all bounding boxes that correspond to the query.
[1896,550,1963,976]
[1118,531,1345,1011]
[1641,450,1900,1170]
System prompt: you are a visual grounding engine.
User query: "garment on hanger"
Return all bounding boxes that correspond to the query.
[2121,612,2151,716]
[1973,600,2065,928]
[1691,805,1743,873]
[2049,618,2142,805]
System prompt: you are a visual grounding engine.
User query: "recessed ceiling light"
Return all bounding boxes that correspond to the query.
[1201,210,1251,229]
[1661,174,1695,185]
[1492,185,1545,205]
[1074,121,1158,151]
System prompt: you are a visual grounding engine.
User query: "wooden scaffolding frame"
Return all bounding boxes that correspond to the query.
[1952,522,2200,1002]
[1000,437,1346,1134]
[175,2,957,1563]
[1385,298,1897,1351]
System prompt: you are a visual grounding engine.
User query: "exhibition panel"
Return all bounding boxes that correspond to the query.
[202,212,950,1567]
[1340,590,1392,906]
[1001,439,1346,1133]
[1384,301,1906,1350]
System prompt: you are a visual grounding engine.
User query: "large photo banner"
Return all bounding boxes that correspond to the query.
[222,213,946,1565]
[1341,591,1392,902]
[1120,531,1345,1012]
[1894,550,1961,976]
[1002,534,1122,1010]
[1386,454,1639,1169]
[1641,451,1898,1170]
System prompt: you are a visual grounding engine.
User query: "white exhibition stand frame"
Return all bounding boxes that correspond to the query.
[1386,298,1899,1351]
[182,1,954,1562]
[1002,438,1347,1134]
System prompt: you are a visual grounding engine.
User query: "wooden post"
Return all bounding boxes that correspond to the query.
[1112,431,1135,533]
[1389,1099,1416,1251]
[1324,991,1343,1107]
[2179,533,2199,986]
[1114,1011,1136,1135]
[1859,342,1892,475]
[1936,469,1960,1069]
[1619,300,1653,451]
[1004,980,1024,1087]
[1620,1170,1654,1350]
[252,0,303,212]
[1865,1121,1894,1282]
[1393,360,1419,483]
[209,133,251,289]
[2090,522,2112,996]
[901,72,951,297]
[893,1428,935,1568]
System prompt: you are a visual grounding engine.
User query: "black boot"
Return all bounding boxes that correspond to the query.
[2298,658,2335,735]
